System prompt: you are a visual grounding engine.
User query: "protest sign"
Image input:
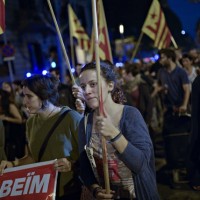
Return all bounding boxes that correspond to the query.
[0,160,58,200]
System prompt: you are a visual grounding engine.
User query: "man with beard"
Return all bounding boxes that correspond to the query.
[155,48,190,115]
[153,48,190,186]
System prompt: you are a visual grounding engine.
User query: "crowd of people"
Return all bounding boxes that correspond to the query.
[0,47,200,199]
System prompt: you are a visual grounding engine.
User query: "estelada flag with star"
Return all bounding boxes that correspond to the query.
[142,0,172,49]
[89,0,113,63]
[68,4,90,51]
[0,0,5,34]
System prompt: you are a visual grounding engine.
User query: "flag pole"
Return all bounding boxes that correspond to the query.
[69,32,75,69]
[170,35,178,49]
[130,32,144,61]
[47,0,76,85]
[92,0,110,194]
[68,4,76,68]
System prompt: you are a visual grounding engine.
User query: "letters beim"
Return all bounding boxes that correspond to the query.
[0,172,50,197]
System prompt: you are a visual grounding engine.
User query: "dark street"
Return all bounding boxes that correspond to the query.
[155,143,200,199]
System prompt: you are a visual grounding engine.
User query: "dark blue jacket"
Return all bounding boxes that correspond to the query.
[78,106,160,200]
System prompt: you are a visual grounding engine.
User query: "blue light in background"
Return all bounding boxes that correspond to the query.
[51,61,56,68]
[26,72,32,78]
[133,58,141,63]
[154,54,159,61]
[42,70,48,75]
[115,62,124,67]
[71,68,75,73]
[168,0,200,38]
[181,30,186,35]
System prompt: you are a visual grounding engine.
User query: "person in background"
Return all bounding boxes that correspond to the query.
[152,49,190,185]
[12,79,30,121]
[181,53,197,112]
[74,61,159,200]
[65,70,73,87]
[0,89,24,160]
[152,48,190,115]
[174,48,183,67]
[0,74,82,200]
[181,53,197,90]
[149,60,163,80]
[49,68,76,110]
[189,48,200,68]
[2,81,15,101]
[0,120,6,162]
[121,63,153,126]
[12,80,24,108]
[187,75,200,191]
[74,63,83,84]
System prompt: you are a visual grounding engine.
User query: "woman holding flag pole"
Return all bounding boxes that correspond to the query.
[72,0,159,199]
[75,61,160,200]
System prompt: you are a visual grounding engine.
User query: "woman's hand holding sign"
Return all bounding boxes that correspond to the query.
[54,158,72,172]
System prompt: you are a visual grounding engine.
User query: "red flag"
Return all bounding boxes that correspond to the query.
[142,0,172,49]
[89,0,113,63]
[68,4,90,51]
[0,0,5,34]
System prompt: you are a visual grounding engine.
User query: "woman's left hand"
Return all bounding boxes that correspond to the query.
[72,85,85,101]
[54,158,71,172]
[95,115,119,140]
[0,160,13,175]
[75,99,85,114]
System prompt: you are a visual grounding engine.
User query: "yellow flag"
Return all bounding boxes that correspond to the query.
[89,0,113,63]
[0,0,5,34]
[68,4,90,51]
[142,0,172,49]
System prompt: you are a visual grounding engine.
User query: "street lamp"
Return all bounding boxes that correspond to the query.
[119,24,125,61]
[119,24,124,36]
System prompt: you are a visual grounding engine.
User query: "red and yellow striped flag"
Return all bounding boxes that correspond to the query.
[68,4,90,51]
[89,0,113,63]
[142,0,172,49]
[0,0,5,34]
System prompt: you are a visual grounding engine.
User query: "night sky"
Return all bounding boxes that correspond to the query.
[101,0,200,49]
[168,0,200,38]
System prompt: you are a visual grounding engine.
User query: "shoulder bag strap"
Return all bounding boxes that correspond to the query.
[38,109,71,162]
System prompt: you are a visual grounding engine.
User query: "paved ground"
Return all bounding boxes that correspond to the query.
[156,166,200,199]
[155,154,200,199]
[158,183,200,200]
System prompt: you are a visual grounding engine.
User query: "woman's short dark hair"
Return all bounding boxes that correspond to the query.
[22,74,60,106]
[81,61,126,104]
